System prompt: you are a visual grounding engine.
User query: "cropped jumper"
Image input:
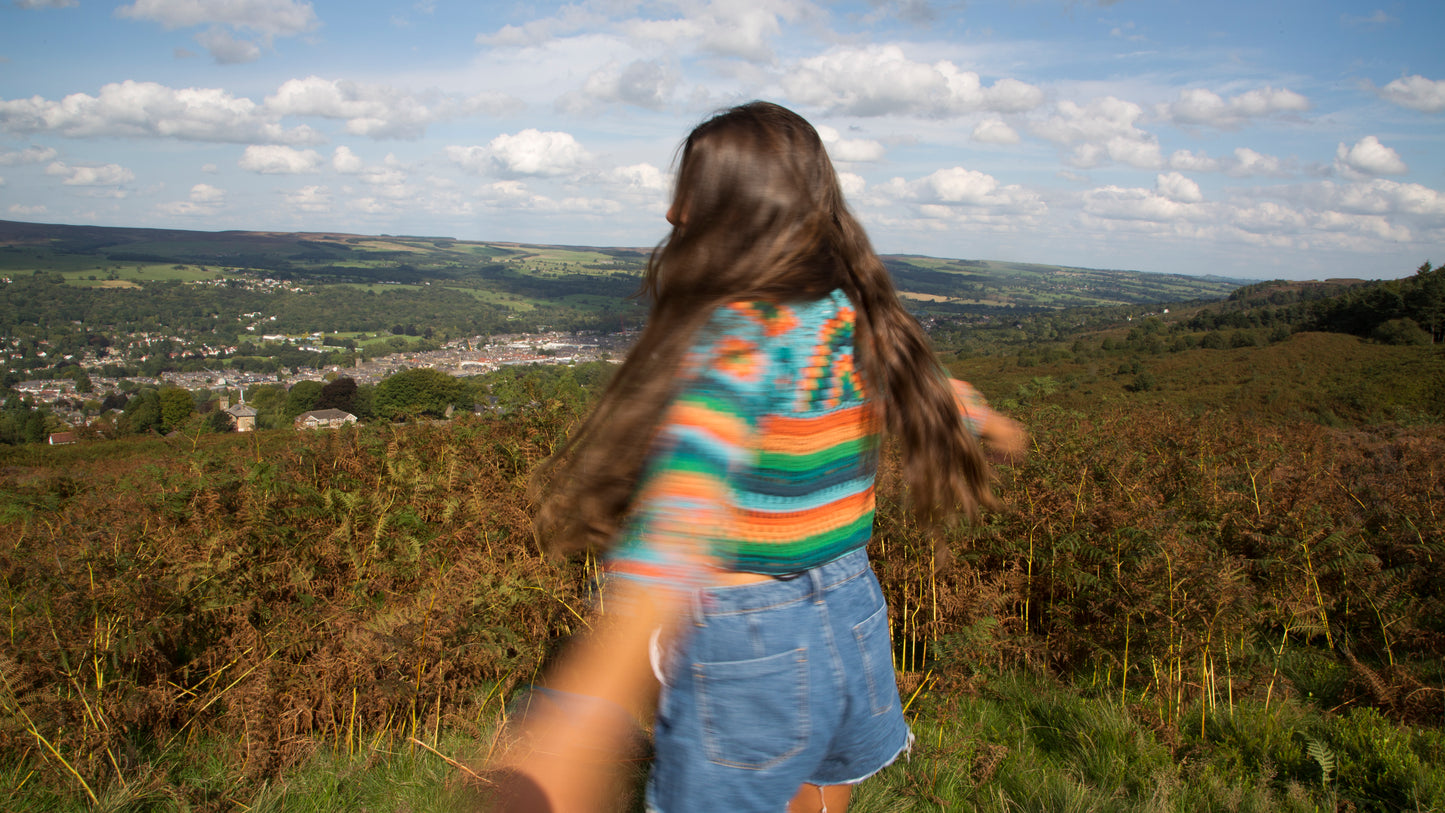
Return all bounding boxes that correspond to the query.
[609,289,987,588]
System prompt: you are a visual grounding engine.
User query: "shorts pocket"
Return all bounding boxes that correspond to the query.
[853,603,896,716]
[695,647,808,770]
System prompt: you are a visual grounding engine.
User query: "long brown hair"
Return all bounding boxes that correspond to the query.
[533,101,992,555]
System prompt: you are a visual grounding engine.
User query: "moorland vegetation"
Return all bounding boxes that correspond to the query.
[1,222,1443,810]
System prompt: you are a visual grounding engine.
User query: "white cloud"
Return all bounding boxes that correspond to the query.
[1103,137,1164,170]
[9,204,48,215]
[1074,171,1443,255]
[118,0,320,64]
[189,182,224,203]
[0,81,321,144]
[1161,86,1310,128]
[158,182,226,215]
[696,1,800,62]
[1156,172,1202,203]
[476,0,808,62]
[782,45,1044,117]
[1225,147,1291,178]
[816,125,885,162]
[565,60,678,112]
[348,196,390,214]
[475,4,604,47]
[1168,149,1221,172]
[445,129,589,177]
[1034,97,1148,145]
[350,153,408,189]
[1378,75,1445,113]
[284,184,331,212]
[1335,135,1407,177]
[1083,185,1196,222]
[444,145,489,173]
[605,163,668,192]
[1227,201,1309,236]
[45,160,135,186]
[195,27,262,64]
[1301,179,1445,217]
[469,180,622,216]
[971,118,1020,145]
[878,166,1044,216]
[621,17,703,47]
[238,144,322,174]
[332,145,364,173]
[1031,97,1164,169]
[264,76,519,139]
[0,145,58,165]
[921,167,998,203]
[837,171,866,199]
[116,0,319,37]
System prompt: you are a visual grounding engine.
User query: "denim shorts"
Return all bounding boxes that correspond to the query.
[647,547,911,812]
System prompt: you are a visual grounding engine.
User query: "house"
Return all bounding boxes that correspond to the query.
[48,431,76,445]
[224,402,258,432]
[294,408,357,430]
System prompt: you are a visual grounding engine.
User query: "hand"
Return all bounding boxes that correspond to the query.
[980,414,1027,463]
[949,379,1027,463]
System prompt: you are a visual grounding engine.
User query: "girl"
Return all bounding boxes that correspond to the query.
[523,101,1023,813]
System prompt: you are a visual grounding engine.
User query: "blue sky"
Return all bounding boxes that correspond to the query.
[2,1,1442,281]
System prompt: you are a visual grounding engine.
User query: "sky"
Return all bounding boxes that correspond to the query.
[1,1,1443,282]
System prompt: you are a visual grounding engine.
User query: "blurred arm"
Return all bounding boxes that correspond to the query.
[951,378,1027,462]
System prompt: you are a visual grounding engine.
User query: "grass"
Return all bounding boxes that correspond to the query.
[11,668,1437,811]
[1,735,481,812]
[447,286,541,310]
[854,670,1445,812]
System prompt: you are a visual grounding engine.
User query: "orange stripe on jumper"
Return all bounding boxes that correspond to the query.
[665,402,751,448]
[735,486,876,542]
[758,404,878,455]
[638,469,730,503]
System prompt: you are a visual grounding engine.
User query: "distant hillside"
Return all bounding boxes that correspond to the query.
[1172,267,1445,346]
[0,220,1245,324]
[952,329,1445,426]
[935,261,1445,426]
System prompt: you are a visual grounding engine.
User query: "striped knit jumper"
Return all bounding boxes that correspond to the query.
[609,289,987,588]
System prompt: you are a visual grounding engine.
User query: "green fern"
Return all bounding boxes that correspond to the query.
[1305,735,1336,786]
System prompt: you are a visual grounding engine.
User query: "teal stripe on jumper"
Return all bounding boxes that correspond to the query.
[756,436,874,475]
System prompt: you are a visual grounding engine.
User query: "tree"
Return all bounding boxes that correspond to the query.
[244,384,287,430]
[1371,318,1431,346]
[1405,262,1443,343]
[374,368,463,420]
[23,411,47,444]
[122,389,162,434]
[283,380,324,422]
[316,376,358,413]
[205,409,233,433]
[159,388,194,432]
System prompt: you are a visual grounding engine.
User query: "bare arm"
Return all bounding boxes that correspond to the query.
[951,378,1027,462]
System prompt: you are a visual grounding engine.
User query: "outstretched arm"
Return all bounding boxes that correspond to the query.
[951,378,1027,462]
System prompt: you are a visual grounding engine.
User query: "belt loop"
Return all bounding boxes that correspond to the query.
[690,587,706,627]
[809,562,825,605]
